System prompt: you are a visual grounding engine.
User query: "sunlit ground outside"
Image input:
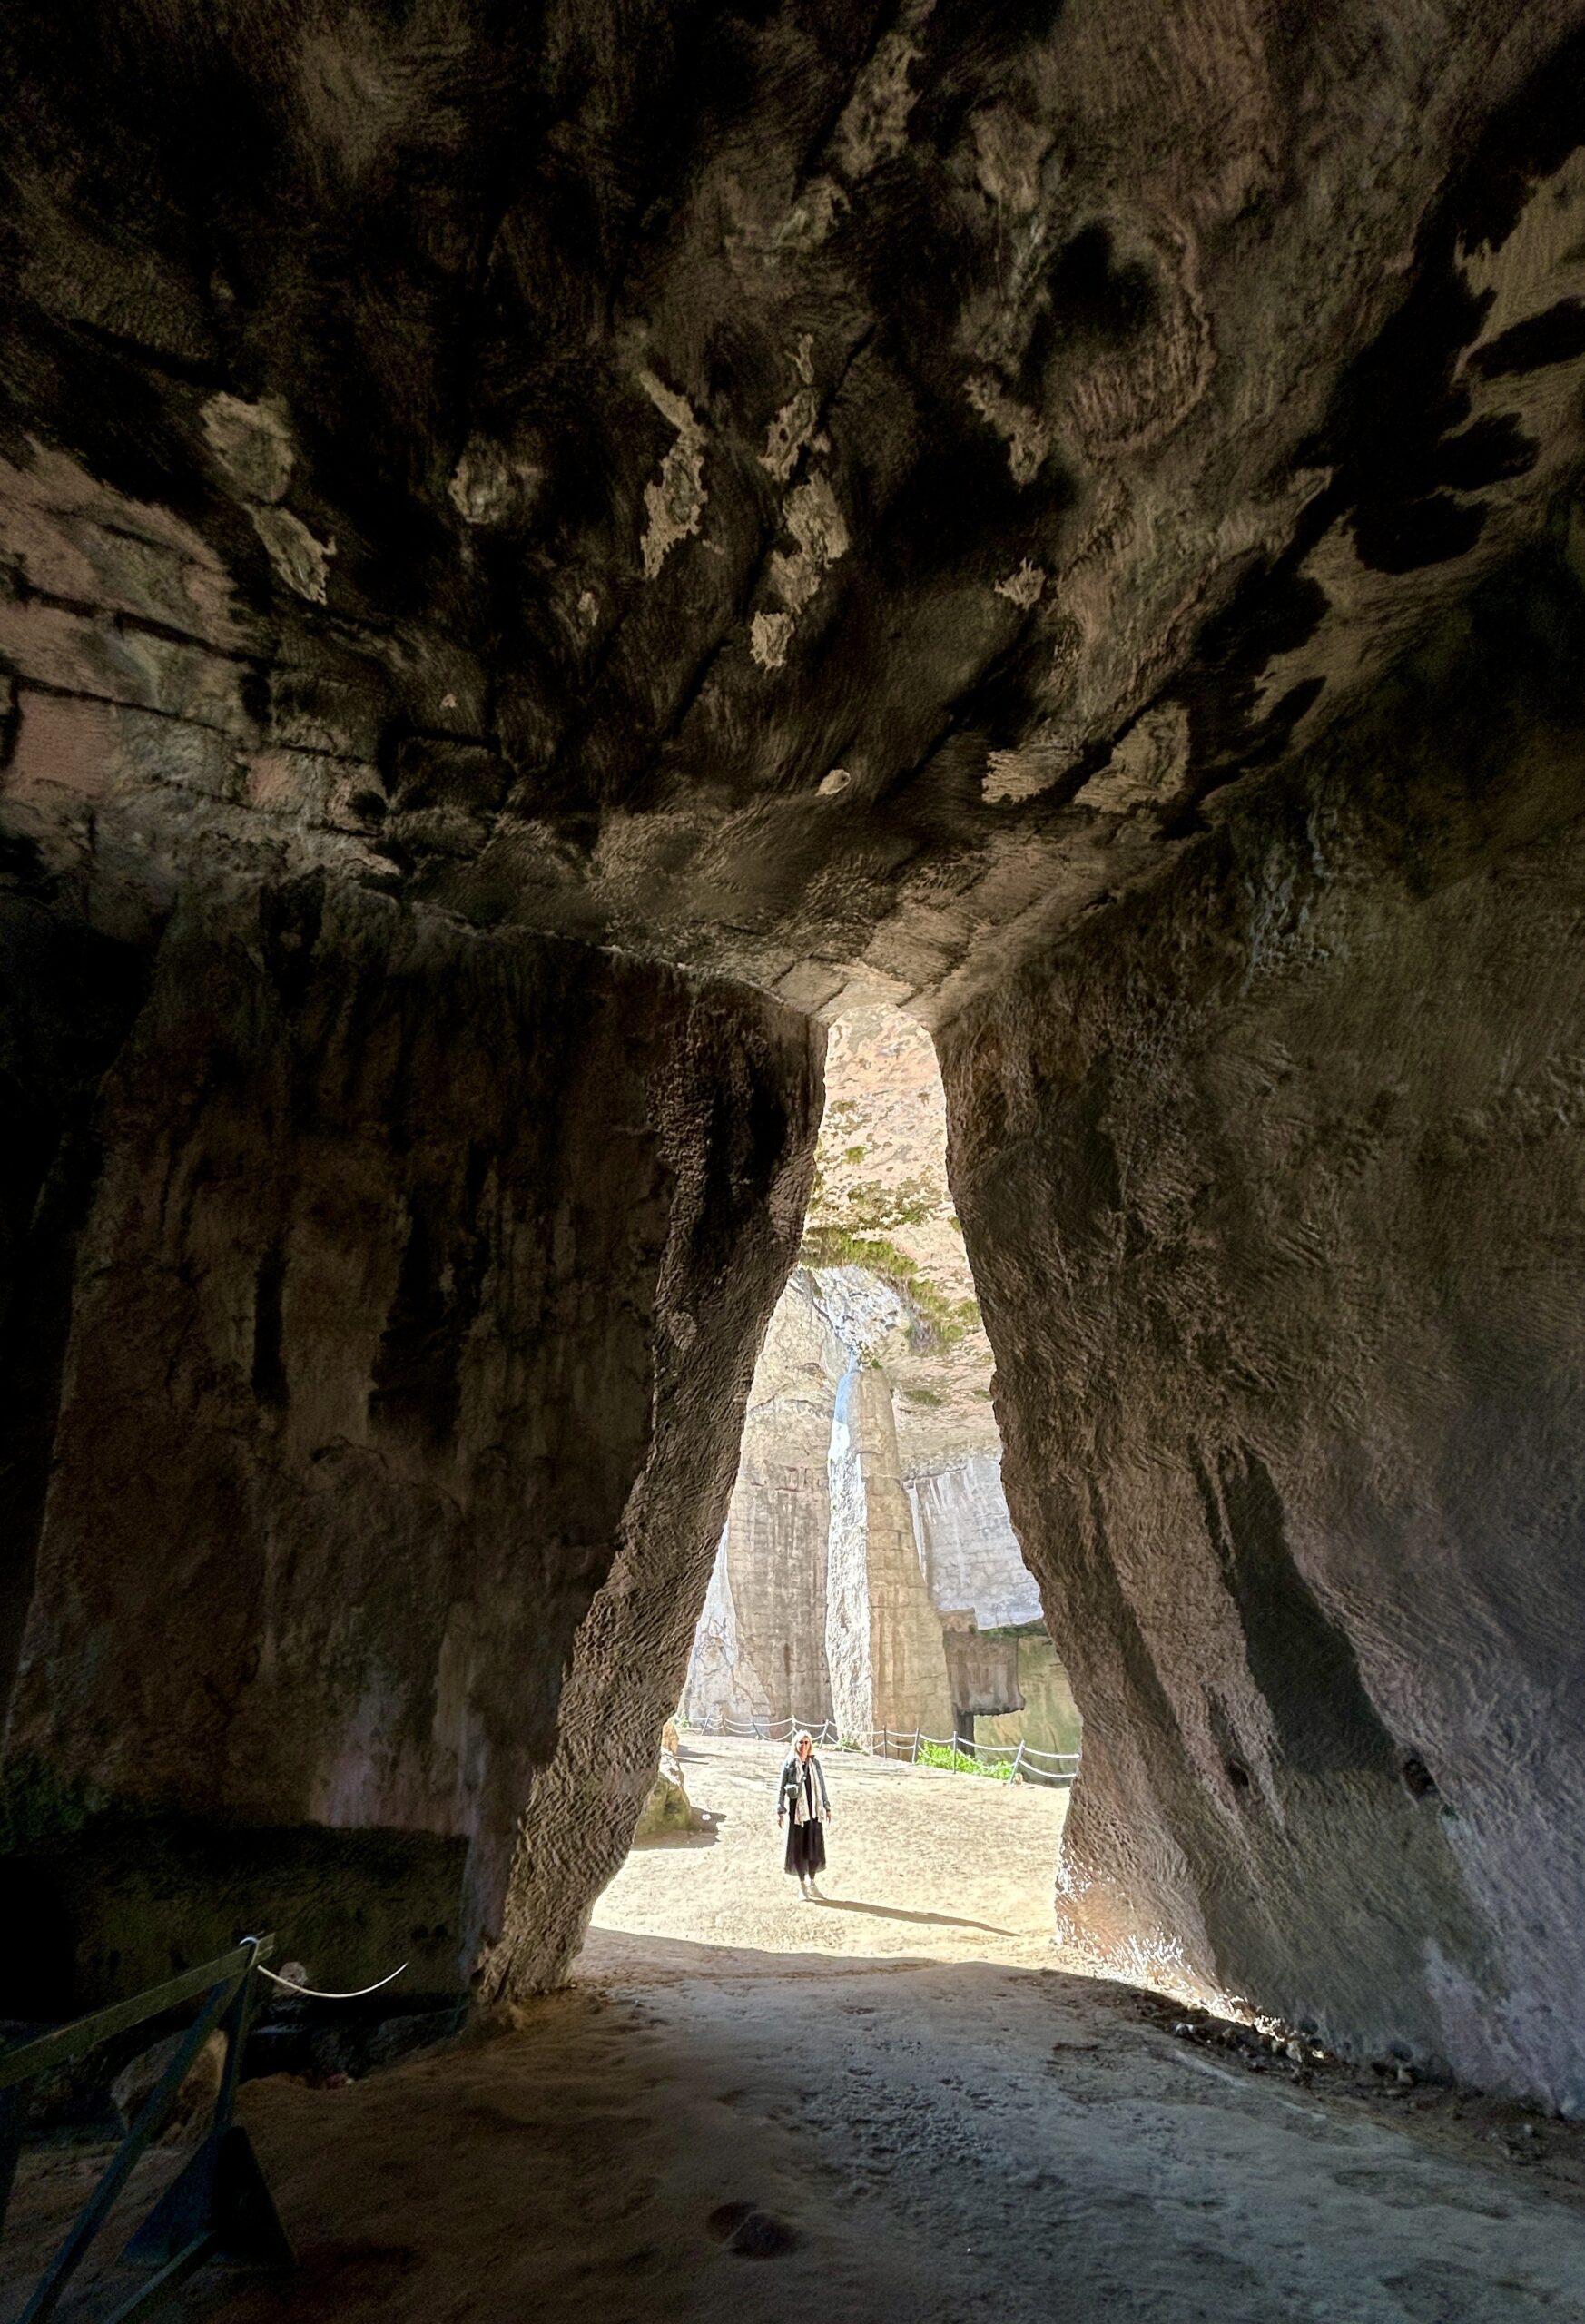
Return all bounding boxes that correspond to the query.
[590,1732,1068,1972]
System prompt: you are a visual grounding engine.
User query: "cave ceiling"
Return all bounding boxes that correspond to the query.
[4,2,1585,1020]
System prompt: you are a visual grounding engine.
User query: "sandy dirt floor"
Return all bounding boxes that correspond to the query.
[5,1735,1585,2322]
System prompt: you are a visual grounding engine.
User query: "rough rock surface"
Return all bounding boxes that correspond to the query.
[110,2029,226,2144]
[630,1747,705,1841]
[802,1007,997,1464]
[976,1630,1084,1761]
[940,555,1585,2112]
[906,1455,1041,1630]
[0,895,150,1728]
[4,6,1585,1022]
[682,1270,843,1730]
[474,977,819,1995]
[940,1624,1023,1738]
[825,1364,953,1744]
[1,878,817,2006]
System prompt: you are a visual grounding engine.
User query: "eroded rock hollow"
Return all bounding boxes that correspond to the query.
[2,0,1585,2115]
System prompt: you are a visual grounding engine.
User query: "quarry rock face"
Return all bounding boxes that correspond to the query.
[1,877,818,2006]
[826,1364,954,1746]
[976,1636,1082,1763]
[940,1626,1023,1741]
[906,1456,1042,1631]
[682,1271,843,1731]
[802,1009,999,1469]
[682,1278,1048,1746]
[683,1008,1039,1742]
[940,562,1585,2112]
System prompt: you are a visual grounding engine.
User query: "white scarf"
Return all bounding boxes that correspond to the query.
[789,1755,828,1825]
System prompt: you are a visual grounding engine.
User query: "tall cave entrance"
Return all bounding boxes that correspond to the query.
[681,1006,1081,1774]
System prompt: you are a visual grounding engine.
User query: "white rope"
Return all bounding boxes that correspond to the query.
[252,1961,408,2001]
[691,1714,1078,1783]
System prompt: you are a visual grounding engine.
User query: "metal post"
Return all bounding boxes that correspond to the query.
[122,1948,292,2296]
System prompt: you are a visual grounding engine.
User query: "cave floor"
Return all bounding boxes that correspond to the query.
[7,1737,1585,2323]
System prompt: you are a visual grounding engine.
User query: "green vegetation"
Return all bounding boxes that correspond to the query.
[800,1093,981,1354]
[802,1160,938,1236]
[917,1741,1016,1780]
[798,1224,982,1352]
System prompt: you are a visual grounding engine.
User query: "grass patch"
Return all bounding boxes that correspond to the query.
[798,1226,981,1352]
[804,1164,937,1236]
[917,1741,1016,1780]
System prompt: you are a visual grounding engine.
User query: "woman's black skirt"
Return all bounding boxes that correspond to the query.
[785,1818,826,1876]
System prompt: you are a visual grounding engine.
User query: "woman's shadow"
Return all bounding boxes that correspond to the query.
[812,1896,1017,1937]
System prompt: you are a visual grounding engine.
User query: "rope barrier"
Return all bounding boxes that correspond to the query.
[684,1708,1078,1784]
[253,1960,409,2001]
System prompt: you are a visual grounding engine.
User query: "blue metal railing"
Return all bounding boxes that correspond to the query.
[0,1935,291,2322]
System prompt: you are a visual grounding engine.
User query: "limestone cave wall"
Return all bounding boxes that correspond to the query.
[905,1454,1042,1630]
[681,1270,843,1732]
[0,875,818,2009]
[825,1363,954,1745]
[940,552,1585,2112]
[975,1634,1084,1761]
[0,898,152,1728]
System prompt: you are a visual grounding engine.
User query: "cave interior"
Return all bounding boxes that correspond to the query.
[3,0,1585,2138]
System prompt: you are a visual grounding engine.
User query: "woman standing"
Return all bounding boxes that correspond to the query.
[778,1729,832,1900]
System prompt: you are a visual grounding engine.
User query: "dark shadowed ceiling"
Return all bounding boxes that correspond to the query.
[4,1,1585,1018]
